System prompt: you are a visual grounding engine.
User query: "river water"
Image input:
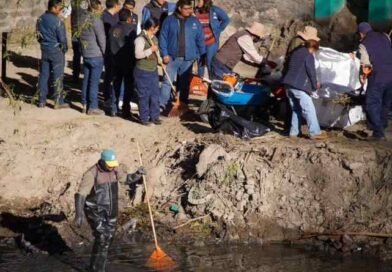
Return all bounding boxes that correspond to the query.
[1,241,392,272]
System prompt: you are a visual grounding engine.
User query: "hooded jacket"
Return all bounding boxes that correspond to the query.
[159,14,206,61]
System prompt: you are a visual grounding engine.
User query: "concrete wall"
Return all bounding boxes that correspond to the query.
[0,0,46,33]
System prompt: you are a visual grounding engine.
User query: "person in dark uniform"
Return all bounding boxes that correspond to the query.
[74,149,145,272]
[142,0,176,26]
[123,0,139,28]
[357,22,392,141]
[109,8,137,118]
[70,0,89,82]
[102,0,122,115]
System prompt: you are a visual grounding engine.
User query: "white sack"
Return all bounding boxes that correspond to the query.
[315,47,362,98]
[312,47,365,128]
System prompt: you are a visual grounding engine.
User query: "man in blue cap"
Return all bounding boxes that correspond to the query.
[357,22,392,141]
[74,149,145,272]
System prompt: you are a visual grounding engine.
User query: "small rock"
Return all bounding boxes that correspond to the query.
[342,234,353,246]
[196,144,230,177]
[193,240,205,247]
[315,143,327,149]
[236,169,246,180]
[369,239,383,247]
[332,240,343,250]
[236,191,243,201]
[385,238,392,249]
[245,185,255,195]
[317,235,330,242]
[246,179,256,186]
[353,235,369,244]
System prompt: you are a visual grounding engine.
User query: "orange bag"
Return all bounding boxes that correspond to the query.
[189,75,208,96]
[223,74,239,87]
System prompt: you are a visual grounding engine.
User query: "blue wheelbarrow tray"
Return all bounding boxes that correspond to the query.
[214,83,271,106]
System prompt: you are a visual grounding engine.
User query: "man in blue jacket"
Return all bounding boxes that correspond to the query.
[36,0,69,109]
[358,22,392,141]
[159,0,206,111]
[195,0,229,78]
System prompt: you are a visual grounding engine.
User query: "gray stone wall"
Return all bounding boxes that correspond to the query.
[0,0,360,53]
[0,0,46,33]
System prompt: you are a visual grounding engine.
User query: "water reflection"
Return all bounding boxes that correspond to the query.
[1,242,391,272]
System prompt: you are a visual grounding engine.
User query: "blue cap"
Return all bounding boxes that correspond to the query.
[358,22,373,34]
[101,149,119,167]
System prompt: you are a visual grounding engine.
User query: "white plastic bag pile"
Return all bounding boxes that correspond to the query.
[313,47,366,128]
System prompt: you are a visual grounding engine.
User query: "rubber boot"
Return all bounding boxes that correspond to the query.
[89,234,110,272]
[74,193,85,227]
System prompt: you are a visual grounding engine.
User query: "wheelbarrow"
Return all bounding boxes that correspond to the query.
[197,77,272,124]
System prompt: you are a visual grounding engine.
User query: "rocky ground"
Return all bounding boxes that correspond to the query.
[0,16,392,262]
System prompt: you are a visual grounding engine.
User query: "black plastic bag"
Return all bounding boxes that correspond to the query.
[209,103,270,139]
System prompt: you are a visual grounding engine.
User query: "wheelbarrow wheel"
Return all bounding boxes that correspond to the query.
[198,98,215,123]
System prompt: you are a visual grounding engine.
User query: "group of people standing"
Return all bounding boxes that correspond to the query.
[36,0,231,126]
[36,0,392,139]
[281,23,392,141]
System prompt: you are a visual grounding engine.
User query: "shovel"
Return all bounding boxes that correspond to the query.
[144,32,186,117]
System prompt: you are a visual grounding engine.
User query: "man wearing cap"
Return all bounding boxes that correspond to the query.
[357,22,392,141]
[74,149,145,271]
[211,22,270,80]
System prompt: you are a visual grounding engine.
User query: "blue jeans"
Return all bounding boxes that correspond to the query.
[198,42,219,78]
[211,58,232,80]
[286,88,321,137]
[366,81,392,137]
[38,49,65,105]
[82,57,104,110]
[134,68,160,123]
[160,57,193,109]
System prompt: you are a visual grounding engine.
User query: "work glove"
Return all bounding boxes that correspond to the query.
[126,167,146,185]
[74,193,85,228]
[136,166,146,176]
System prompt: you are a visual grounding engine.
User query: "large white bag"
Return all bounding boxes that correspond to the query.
[312,47,365,128]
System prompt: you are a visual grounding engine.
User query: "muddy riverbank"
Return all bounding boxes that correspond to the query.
[0,97,391,262]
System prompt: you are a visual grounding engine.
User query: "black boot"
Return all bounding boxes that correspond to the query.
[89,233,113,272]
[74,193,85,227]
